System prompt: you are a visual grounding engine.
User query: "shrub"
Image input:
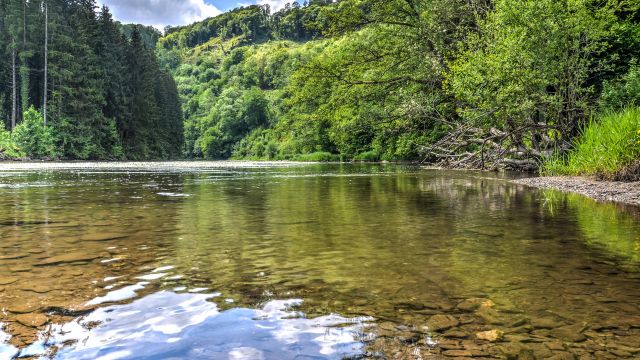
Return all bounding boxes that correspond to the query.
[353,150,380,162]
[13,107,58,158]
[543,108,640,179]
[0,127,23,158]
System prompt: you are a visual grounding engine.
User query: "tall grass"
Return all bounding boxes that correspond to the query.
[543,108,640,177]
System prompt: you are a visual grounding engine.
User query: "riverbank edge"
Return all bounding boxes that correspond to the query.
[513,176,640,206]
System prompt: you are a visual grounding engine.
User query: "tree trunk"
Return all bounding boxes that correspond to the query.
[43,0,48,126]
[11,46,17,130]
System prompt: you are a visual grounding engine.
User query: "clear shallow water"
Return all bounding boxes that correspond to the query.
[0,163,640,359]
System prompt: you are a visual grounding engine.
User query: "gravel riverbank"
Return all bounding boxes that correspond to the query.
[514,176,640,206]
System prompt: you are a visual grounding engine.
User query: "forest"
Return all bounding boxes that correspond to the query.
[0,0,182,160]
[1,0,640,177]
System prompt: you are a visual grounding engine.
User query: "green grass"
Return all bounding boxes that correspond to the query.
[292,152,341,162]
[353,150,380,162]
[543,108,640,177]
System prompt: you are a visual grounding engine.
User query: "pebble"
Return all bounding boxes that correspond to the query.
[476,329,504,342]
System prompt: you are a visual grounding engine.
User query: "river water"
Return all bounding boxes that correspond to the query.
[0,162,639,359]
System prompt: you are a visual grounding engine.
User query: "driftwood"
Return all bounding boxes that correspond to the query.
[419,122,564,171]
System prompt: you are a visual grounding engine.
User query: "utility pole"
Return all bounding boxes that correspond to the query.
[43,0,48,126]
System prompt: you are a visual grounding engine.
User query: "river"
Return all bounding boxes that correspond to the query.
[0,162,639,359]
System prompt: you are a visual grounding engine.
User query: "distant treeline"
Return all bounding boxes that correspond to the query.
[0,0,182,160]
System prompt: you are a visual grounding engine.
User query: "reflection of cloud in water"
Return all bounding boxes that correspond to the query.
[28,292,371,359]
[0,327,18,359]
[86,282,148,306]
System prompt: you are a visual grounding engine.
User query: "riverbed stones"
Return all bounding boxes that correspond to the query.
[443,329,469,339]
[35,252,101,266]
[476,329,504,342]
[531,317,564,329]
[0,276,18,285]
[476,306,503,325]
[457,298,495,312]
[547,351,576,360]
[550,324,587,343]
[15,313,48,328]
[427,314,459,331]
[76,233,128,242]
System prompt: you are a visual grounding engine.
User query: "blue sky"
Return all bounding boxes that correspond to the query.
[97,0,291,30]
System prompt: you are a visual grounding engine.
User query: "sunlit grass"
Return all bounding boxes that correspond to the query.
[543,108,640,178]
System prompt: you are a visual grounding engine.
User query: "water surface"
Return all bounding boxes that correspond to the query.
[1,162,639,359]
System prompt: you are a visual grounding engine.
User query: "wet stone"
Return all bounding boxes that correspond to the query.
[20,284,52,294]
[442,349,488,357]
[457,298,494,312]
[549,325,587,343]
[35,252,101,266]
[531,317,563,329]
[444,329,469,339]
[0,276,19,285]
[10,266,32,273]
[75,233,128,242]
[427,314,459,332]
[0,254,28,260]
[15,313,48,328]
[547,351,576,360]
[545,341,566,351]
[476,329,504,342]
[476,307,503,325]
[8,303,41,314]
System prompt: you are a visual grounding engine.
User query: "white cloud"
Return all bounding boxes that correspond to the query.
[97,0,222,30]
[256,0,292,12]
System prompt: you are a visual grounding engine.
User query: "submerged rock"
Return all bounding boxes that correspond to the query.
[549,324,587,343]
[476,329,504,342]
[15,313,48,328]
[457,297,495,312]
[477,306,503,325]
[0,276,18,285]
[426,314,459,332]
[531,317,564,329]
[35,252,101,266]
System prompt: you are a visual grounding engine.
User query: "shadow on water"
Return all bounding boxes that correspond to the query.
[0,163,639,359]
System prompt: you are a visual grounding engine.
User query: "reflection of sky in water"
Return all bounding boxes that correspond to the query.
[15,291,372,360]
[0,328,17,359]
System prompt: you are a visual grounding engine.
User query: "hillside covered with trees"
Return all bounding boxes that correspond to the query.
[156,0,640,176]
[0,0,182,160]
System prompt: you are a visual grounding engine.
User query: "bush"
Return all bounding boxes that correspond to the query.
[353,150,380,162]
[601,61,640,112]
[543,108,640,178]
[13,107,58,158]
[0,127,23,158]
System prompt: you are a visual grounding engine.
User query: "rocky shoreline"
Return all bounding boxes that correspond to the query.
[514,176,640,206]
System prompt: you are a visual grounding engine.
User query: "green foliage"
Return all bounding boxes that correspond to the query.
[449,0,611,135]
[292,152,340,162]
[0,1,182,160]
[13,107,57,158]
[0,127,22,158]
[353,150,380,162]
[543,108,640,177]
[601,61,640,111]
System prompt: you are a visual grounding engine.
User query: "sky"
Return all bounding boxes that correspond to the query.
[96,0,293,30]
